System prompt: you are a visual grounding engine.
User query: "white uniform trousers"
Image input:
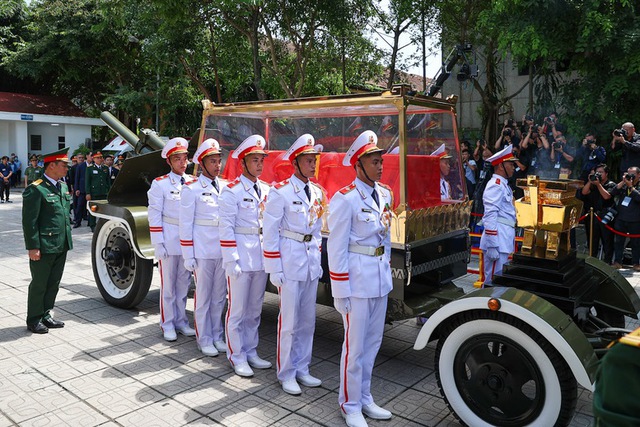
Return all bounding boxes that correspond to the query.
[339,295,387,415]
[225,270,268,366]
[159,255,191,332]
[482,251,510,286]
[194,258,227,348]
[276,276,318,382]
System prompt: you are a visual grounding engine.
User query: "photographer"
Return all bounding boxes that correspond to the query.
[577,133,606,182]
[521,124,552,177]
[494,118,520,150]
[510,145,530,199]
[550,134,575,178]
[611,122,640,176]
[461,148,477,196]
[608,166,640,270]
[542,112,566,141]
[580,164,616,264]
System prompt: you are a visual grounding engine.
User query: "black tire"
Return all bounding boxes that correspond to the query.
[91,218,153,308]
[435,311,577,427]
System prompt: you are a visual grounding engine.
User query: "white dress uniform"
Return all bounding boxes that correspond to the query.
[262,134,324,384]
[433,143,453,200]
[147,138,194,335]
[479,144,517,284]
[218,135,271,369]
[328,131,394,418]
[180,139,227,354]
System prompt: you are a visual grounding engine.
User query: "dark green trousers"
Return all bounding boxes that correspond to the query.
[87,195,106,228]
[27,251,67,325]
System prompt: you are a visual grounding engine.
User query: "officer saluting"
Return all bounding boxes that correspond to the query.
[263,134,325,395]
[22,148,73,334]
[85,151,110,232]
[480,144,518,284]
[147,137,196,342]
[179,139,228,357]
[328,130,394,427]
[219,134,271,377]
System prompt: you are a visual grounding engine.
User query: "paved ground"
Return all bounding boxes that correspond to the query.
[1,187,640,426]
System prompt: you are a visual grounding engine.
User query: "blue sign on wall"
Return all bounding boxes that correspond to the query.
[20,114,34,121]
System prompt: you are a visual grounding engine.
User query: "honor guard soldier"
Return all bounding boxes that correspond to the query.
[432,143,453,200]
[22,148,73,334]
[147,137,196,342]
[179,139,228,357]
[219,134,272,377]
[328,130,394,427]
[480,144,518,284]
[85,151,110,232]
[263,134,325,395]
[594,327,640,426]
[24,155,43,187]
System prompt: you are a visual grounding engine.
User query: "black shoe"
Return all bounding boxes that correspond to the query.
[90,227,95,232]
[27,322,49,334]
[73,223,81,228]
[5,200,12,203]
[42,317,65,328]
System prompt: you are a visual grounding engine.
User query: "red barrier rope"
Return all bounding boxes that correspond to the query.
[592,213,640,238]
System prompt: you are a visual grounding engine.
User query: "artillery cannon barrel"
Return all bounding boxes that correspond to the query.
[100,111,166,153]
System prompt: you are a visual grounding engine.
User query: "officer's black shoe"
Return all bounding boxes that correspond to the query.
[42,317,65,328]
[27,322,49,334]
[73,223,81,228]
[5,200,12,203]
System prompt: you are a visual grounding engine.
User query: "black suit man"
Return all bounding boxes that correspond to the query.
[73,154,89,227]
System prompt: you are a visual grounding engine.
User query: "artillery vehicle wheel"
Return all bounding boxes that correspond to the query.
[435,311,577,427]
[92,219,153,308]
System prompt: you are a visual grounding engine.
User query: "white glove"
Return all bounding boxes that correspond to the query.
[334,297,351,315]
[183,258,197,272]
[270,272,285,288]
[154,244,168,260]
[485,247,500,261]
[225,261,242,279]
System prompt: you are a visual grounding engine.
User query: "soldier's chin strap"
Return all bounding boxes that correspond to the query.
[357,159,376,185]
[293,158,310,182]
[500,162,513,180]
[242,158,257,180]
[201,162,216,180]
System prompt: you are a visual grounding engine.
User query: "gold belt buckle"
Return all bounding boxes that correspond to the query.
[374,246,384,256]
[303,234,312,242]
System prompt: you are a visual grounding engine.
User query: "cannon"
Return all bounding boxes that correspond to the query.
[90,85,640,426]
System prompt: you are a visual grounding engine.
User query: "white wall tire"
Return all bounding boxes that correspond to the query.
[436,312,577,427]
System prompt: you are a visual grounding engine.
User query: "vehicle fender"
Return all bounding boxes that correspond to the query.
[88,201,153,259]
[413,287,597,390]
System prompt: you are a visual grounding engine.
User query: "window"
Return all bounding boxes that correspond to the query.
[30,135,42,151]
[58,136,65,143]
[58,143,65,150]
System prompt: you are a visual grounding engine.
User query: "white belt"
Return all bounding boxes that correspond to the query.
[281,229,313,242]
[348,244,385,257]
[162,215,179,225]
[497,217,516,227]
[194,218,219,227]
[235,226,262,235]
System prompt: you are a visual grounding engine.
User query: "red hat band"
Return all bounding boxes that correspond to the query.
[351,143,379,166]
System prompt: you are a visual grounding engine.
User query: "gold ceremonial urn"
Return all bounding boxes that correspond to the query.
[515,176,584,258]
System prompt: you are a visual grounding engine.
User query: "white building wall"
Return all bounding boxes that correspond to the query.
[65,124,92,154]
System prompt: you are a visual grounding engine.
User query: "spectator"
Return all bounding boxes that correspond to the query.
[12,155,22,187]
[609,166,640,270]
[0,156,13,202]
[577,133,606,182]
[611,122,640,177]
[494,118,520,151]
[521,125,552,177]
[550,134,575,178]
[542,111,566,142]
[461,148,477,196]
[580,164,616,264]
[473,139,487,163]
[115,153,127,170]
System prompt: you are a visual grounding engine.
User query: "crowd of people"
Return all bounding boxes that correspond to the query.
[464,114,640,275]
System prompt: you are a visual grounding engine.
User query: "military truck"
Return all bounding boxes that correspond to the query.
[89,85,640,426]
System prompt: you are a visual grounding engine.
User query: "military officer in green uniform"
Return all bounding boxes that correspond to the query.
[22,148,73,334]
[23,155,43,187]
[85,151,110,232]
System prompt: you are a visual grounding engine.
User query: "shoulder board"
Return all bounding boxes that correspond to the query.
[495,178,501,185]
[155,174,169,181]
[257,179,269,187]
[339,183,356,195]
[378,182,391,191]
[185,180,198,186]
[227,178,241,188]
[32,179,42,186]
[274,179,290,190]
[184,174,195,182]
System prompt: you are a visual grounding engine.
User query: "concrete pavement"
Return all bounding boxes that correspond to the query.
[2,187,639,426]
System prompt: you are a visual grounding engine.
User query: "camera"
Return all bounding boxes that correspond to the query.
[553,142,562,149]
[507,118,515,127]
[614,128,627,137]
[625,173,636,181]
[503,128,512,137]
[601,207,617,225]
[589,172,601,182]
[545,116,554,124]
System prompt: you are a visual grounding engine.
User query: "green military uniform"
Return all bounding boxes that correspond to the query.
[593,327,640,426]
[22,148,73,329]
[85,156,110,230]
[24,164,43,185]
